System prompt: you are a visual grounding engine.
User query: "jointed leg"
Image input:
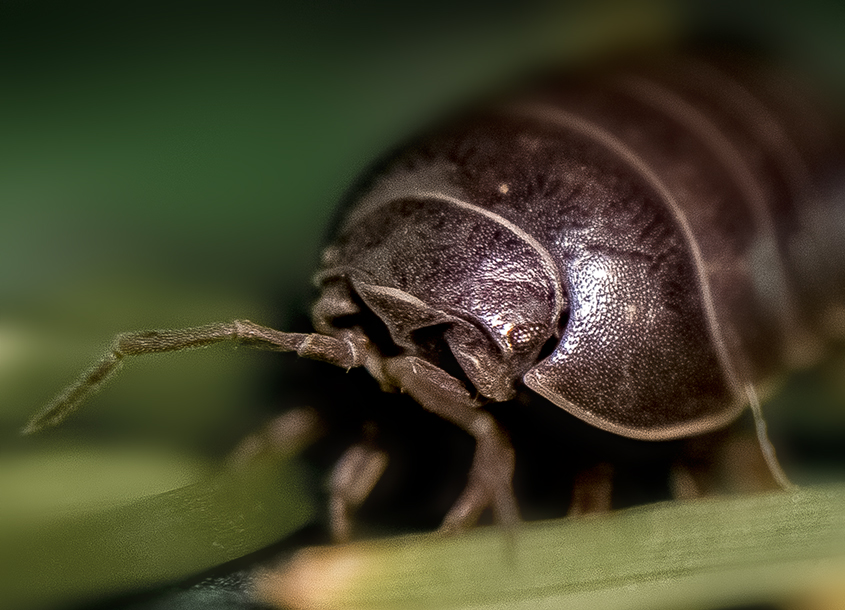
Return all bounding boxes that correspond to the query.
[568,462,614,516]
[228,407,324,468]
[379,355,519,531]
[328,443,388,541]
[23,320,365,434]
[438,415,517,532]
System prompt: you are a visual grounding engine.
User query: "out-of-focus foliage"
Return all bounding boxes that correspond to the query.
[0,453,313,610]
[255,484,845,610]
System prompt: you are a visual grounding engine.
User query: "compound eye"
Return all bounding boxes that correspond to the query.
[506,323,546,353]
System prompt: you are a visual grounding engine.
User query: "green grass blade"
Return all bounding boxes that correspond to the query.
[255,485,845,610]
[0,455,314,610]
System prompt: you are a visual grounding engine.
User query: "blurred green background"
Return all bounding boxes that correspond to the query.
[1,1,845,609]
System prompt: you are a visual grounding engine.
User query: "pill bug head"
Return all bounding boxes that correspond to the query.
[311,194,568,402]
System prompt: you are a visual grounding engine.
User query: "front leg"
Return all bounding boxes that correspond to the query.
[380,356,519,531]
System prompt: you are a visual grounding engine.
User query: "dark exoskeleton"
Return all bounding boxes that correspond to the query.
[25,50,845,538]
